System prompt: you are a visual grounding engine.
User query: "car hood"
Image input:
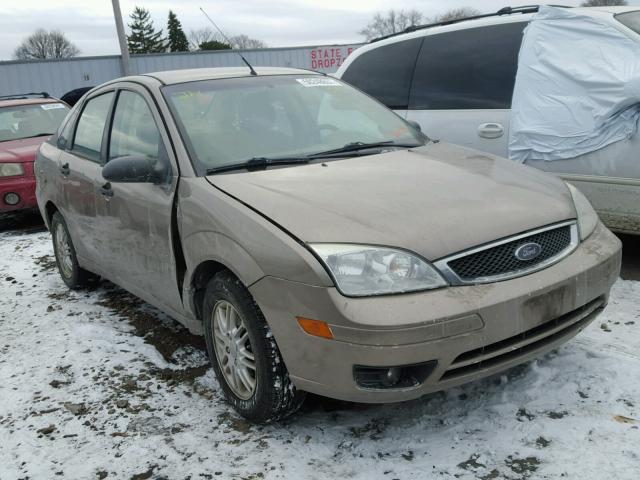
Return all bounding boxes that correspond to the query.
[0,136,47,163]
[207,143,576,260]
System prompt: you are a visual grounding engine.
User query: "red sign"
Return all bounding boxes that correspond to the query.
[310,47,355,71]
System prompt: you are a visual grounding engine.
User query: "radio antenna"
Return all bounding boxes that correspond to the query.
[199,6,258,76]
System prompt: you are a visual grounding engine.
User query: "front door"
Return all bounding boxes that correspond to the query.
[94,87,183,314]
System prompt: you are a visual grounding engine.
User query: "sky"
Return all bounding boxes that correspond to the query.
[1,0,639,61]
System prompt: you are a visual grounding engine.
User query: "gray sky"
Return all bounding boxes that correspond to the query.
[1,0,639,61]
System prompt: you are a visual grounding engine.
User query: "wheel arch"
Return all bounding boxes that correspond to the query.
[44,201,59,229]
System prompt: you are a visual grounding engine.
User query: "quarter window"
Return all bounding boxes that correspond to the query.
[409,22,527,110]
[341,38,423,109]
[108,91,162,161]
[72,92,114,162]
[616,11,640,35]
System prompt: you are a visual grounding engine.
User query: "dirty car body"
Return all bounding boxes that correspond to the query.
[35,67,621,421]
[1,95,68,213]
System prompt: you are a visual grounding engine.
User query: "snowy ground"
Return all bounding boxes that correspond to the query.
[0,227,639,480]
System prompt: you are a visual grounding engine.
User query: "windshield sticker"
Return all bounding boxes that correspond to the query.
[296,78,342,88]
[41,103,66,110]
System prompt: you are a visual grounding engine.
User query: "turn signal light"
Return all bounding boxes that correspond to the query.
[296,317,334,340]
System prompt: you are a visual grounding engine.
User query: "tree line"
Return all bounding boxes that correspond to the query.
[12,0,629,60]
[12,6,267,60]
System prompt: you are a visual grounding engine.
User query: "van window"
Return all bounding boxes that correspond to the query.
[616,11,640,35]
[341,38,422,109]
[409,22,527,110]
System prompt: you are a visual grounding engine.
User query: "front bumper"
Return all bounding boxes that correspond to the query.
[0,170,37,214]
[249,222,622,403]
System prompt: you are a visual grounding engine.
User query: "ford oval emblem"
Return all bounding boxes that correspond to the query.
[514,242,542,261]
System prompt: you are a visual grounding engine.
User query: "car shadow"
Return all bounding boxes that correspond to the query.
[0,210,45,234]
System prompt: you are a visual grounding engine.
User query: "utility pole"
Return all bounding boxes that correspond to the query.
[111,0,132,76]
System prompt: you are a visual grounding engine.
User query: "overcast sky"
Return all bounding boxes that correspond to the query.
[1,0,639,60]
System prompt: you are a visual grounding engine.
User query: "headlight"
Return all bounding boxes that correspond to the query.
[310,244,447,296]
[566,183,598,240]
[0,163,25,177]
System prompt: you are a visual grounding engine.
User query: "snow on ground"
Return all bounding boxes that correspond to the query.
[0,229,639,480]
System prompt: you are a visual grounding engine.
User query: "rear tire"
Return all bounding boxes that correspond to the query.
[51,212,98,289]
[203,271,305,423]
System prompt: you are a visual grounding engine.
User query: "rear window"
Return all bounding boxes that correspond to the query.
[341,38,422,109]
[409,22,527,110]
[616,11,640,35]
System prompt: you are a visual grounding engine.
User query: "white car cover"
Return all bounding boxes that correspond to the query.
[509,6,640,162]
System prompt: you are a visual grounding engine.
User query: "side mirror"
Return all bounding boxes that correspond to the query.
[102,155,168,184]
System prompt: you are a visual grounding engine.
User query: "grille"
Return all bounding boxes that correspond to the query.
[446,224,573,282]
[440,297,605,381]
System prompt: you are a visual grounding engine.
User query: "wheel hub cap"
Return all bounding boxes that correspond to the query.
[211,300,256,400]
[55,223,73,278]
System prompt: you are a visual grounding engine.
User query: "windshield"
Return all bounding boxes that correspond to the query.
[0,103,69,142]
[162,75,424,175]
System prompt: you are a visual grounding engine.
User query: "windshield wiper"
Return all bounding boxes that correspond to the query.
[206,156,310,175]
[307,140,424,159]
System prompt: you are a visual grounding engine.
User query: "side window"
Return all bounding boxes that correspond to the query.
[341,38,423,109]
[410,22,527,110]
[616,11,640,35]
[72,92,114,162]
[56,103,80,149]
[108,91,162,161]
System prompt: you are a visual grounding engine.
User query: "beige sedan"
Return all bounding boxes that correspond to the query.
[35,67,621,422]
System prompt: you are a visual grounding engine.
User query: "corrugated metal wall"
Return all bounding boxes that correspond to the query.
[0,44,362,98]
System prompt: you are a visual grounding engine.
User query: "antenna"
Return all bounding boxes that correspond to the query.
[199,6,258,76]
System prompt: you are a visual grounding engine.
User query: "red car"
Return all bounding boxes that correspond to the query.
[0,93,69,213]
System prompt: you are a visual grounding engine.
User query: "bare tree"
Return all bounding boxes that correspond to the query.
[432,7,482,23]
[230,35,267,50]
[189,28,267,51]
[359,9,424,40]
[188,28,219,50]
[580,0,627,6]
[13,29,80,60]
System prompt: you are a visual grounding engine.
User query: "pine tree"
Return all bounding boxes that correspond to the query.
[127,6,165,54]
[167,10,189,52]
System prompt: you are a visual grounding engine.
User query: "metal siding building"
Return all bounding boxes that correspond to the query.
[0,44,362,98]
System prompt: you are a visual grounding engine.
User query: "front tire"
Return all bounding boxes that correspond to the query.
[203,271,305,423]
[50,212,98,289]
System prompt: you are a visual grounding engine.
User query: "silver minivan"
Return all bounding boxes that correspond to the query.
[337,5,640,235]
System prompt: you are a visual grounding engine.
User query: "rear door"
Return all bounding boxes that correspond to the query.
[59,91,115,264]
[94,85,183,313]
[406,22,527,157]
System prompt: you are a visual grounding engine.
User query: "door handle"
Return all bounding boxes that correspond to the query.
[100,182,114,199]
[478,123,504,139]
[60,163,70,176]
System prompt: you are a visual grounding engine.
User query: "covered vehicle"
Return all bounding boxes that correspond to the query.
[0,93,69,213]
[36,67,621,423]
[336,5,640,235]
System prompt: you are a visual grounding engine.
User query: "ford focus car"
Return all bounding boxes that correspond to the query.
[35,68,621,423]
[1,93,69,214]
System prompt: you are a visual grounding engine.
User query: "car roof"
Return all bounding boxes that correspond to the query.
[361,5,640,48]
[0,97,65,109]
[138,67,322,86]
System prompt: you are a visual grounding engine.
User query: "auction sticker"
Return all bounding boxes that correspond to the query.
[41,103,67,110]
[296,78,342,87]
